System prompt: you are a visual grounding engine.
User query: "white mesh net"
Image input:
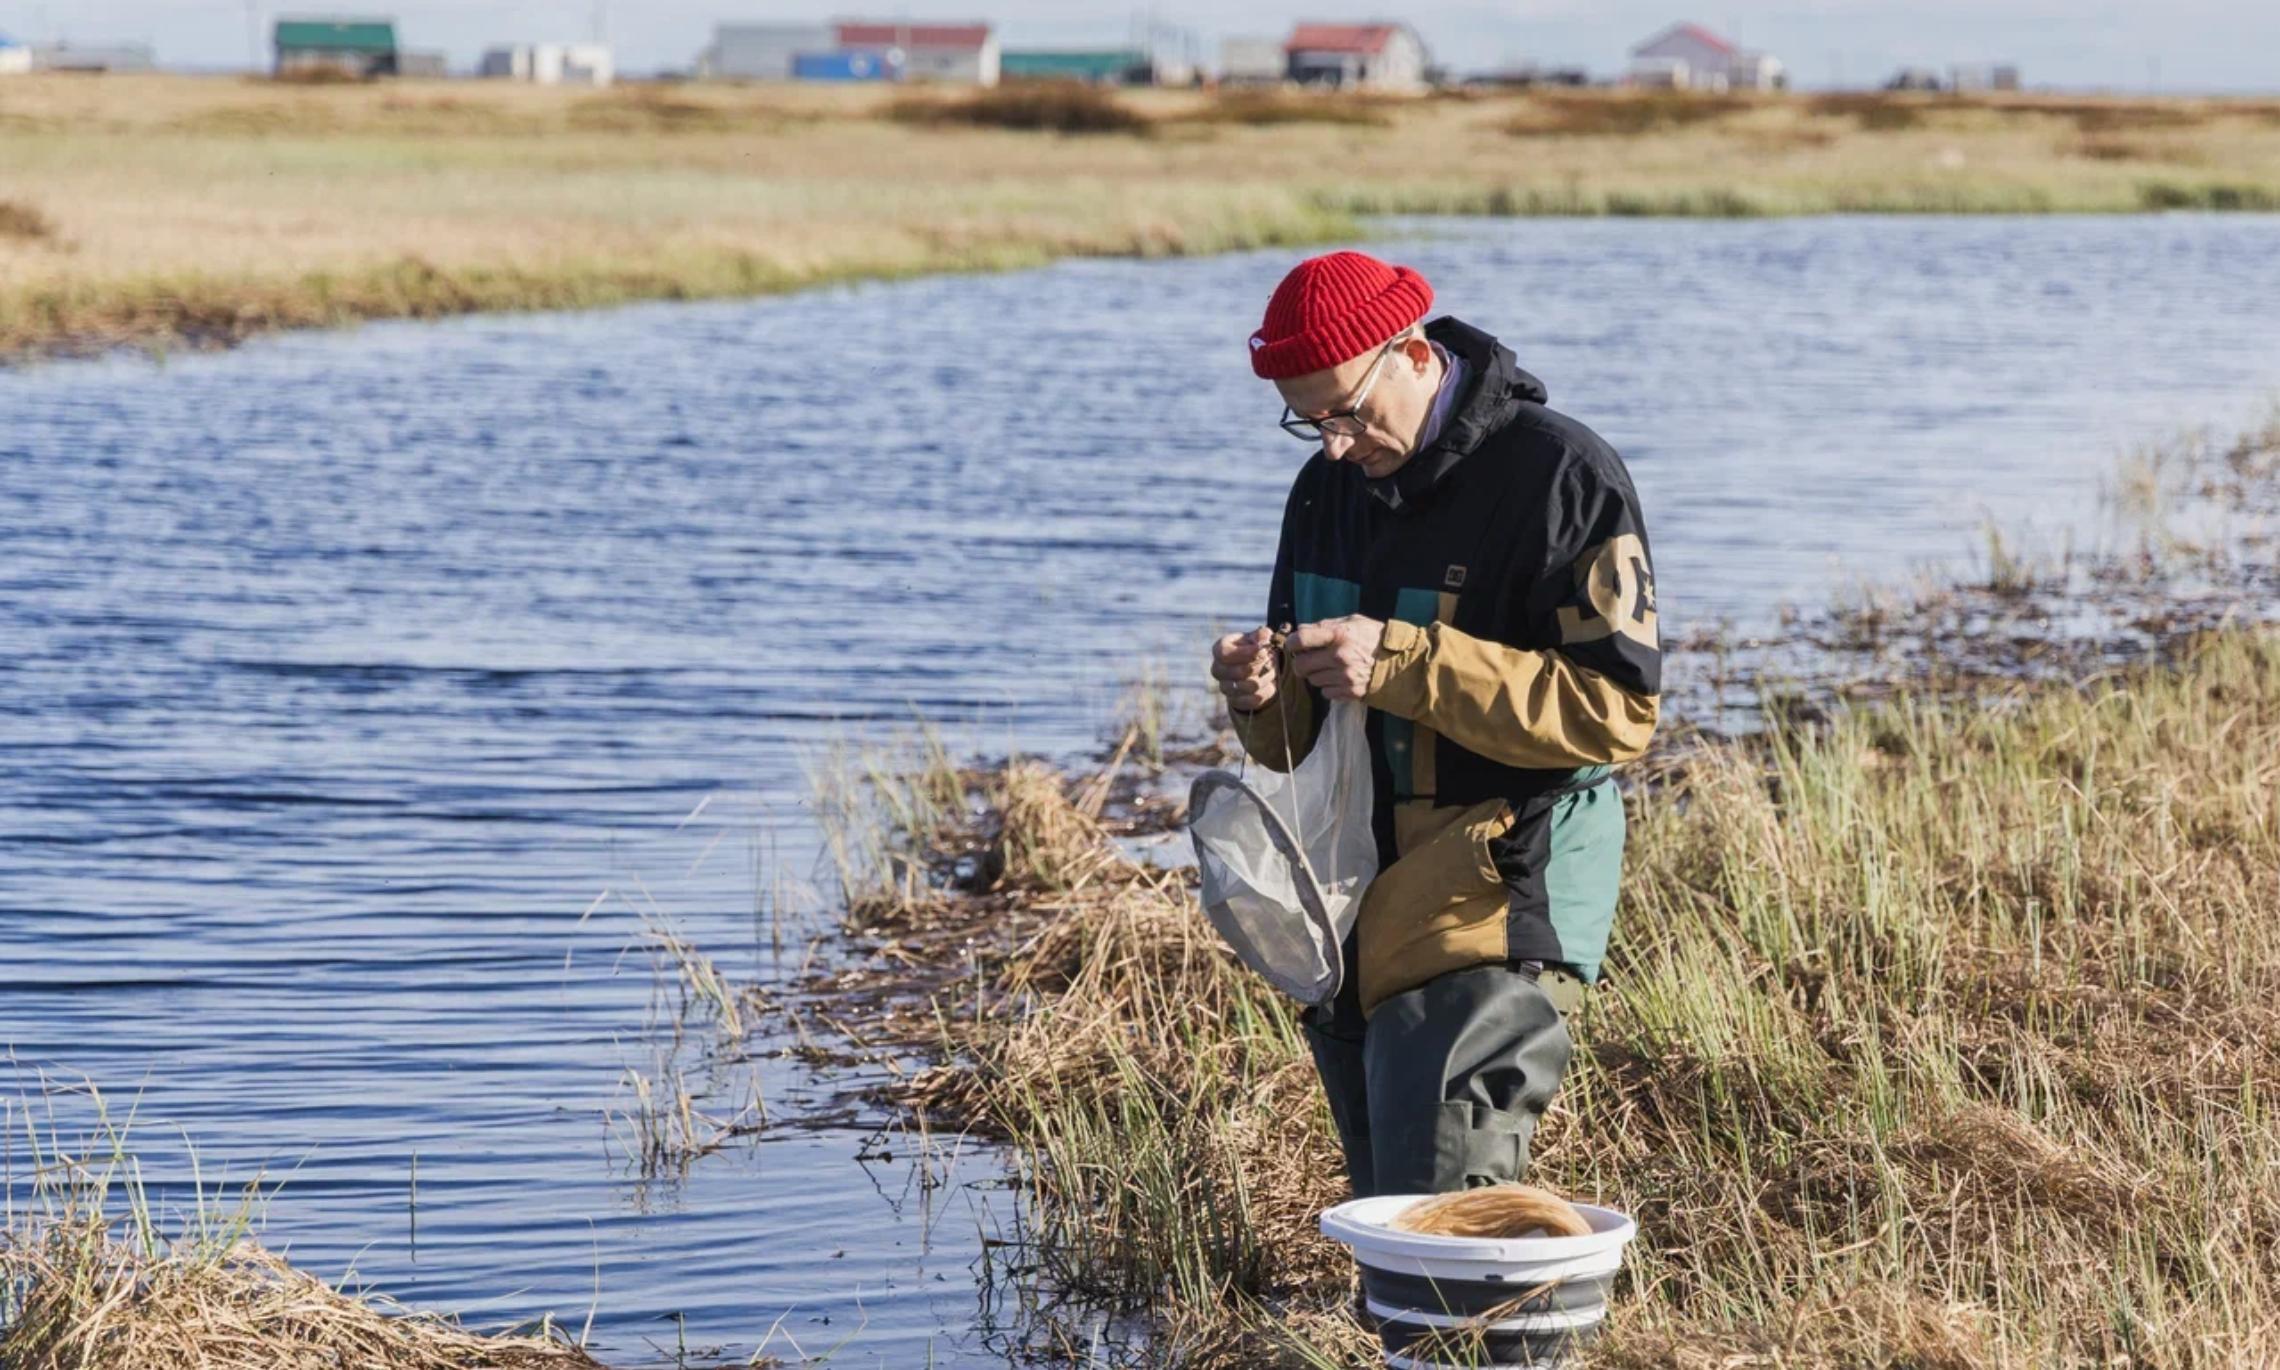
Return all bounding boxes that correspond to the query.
[1188,699,1379,1004]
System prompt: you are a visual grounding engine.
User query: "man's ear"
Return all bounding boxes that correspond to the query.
[1397,329,1434,373]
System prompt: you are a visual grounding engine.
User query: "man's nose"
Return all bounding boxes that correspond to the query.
[1323,431,1358,461]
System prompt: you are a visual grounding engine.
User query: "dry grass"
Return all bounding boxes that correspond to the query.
[888,82,1149,135]
[0,1088,600,1370]
[842,625,2280,1368]
[0,199,56,243]
[266,65,366,87]
[1500,90,1758,137]
[1806,92,1930,131]
[1181,90,1395,128]
[1573,629,2280,1365]
[2073,134,2196,163]
[5,75,2280,360]
[1,1234,599,1370]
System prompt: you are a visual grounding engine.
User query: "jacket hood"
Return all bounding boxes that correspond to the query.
[1368,316,1545,511]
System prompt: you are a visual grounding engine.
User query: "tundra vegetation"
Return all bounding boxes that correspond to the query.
[4,75,2280,359]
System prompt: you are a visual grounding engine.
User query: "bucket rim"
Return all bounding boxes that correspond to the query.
[1321,1195,1637,1263]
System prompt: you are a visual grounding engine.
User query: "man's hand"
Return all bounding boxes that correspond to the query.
[1290,615,1386,702]
[1211,627,1280,713]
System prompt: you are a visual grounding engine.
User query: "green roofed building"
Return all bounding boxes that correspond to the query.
[274,17,399,78]
[1000,48,1154,86]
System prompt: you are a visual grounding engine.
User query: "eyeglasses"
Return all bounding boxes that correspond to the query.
[1278,336,1401,442]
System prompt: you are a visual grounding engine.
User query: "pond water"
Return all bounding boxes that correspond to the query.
[4,214,2278,1366]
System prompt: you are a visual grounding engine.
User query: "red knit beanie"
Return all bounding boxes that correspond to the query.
[1248,251,1434,381]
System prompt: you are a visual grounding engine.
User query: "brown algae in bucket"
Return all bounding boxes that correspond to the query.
[1390,1184,1593,1240]
[1322,1189,1637,1368]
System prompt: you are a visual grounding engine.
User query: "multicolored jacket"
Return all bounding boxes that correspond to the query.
[1231,317,1661,1014]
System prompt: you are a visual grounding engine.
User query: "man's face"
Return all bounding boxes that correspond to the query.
[1274,332,1439,480]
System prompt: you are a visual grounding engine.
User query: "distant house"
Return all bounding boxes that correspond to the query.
[694,19,995,85]
[480,42,613,87]
[1002,48,1154,86]
[1284,22,1427,91]
[696,23,833,81]
[835,22,998,85]
[0,34,29,75]
[274,18,398,78]
[1884,66,1943,92]
[1628,22,1783,91]
[1949,63,2021,93]
[24,42,158,73]
[1219,36,1284,86]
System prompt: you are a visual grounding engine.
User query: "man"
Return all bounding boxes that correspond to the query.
[1209,250,1661,1198]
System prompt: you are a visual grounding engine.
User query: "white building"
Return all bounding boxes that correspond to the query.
[1950,63,2021,93]
[23,41,157,74]
[834,21,997,85]
[696,20,996,85]
[1628,23,1783,92]
[1284,22,1427,92]
[480,42,613,86]
[697,23,833,81]
[1219,36,1284,85]
[0,35,30,75]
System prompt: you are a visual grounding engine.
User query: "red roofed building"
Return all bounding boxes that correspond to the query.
[833,19,999,85]
[1628,22,1784,90]
[1284,21,1427,91]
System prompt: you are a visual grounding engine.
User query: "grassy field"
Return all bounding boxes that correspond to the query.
[4,75,2280,360]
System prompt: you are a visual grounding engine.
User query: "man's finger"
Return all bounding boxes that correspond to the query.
[1290,622,1344,652]
[1234,647,1272,674]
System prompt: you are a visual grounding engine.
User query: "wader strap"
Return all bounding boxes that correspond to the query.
[1511,959,1589,1016]
[1535,966,1588,1017]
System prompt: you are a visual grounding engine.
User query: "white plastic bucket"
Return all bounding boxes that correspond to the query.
[1320,1195,1637,1369]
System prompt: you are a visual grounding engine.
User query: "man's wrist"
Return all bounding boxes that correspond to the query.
[1365,618,1432,709]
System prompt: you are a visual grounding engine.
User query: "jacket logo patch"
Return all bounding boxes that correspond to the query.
[1556,534,1658,650]
[1442,565,1468,590]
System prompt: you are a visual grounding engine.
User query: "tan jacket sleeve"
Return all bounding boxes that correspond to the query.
[1364,619,1658,769]
[1228,681,1319,774]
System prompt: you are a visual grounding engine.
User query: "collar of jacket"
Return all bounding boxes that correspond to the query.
[1366,316,1548,513]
